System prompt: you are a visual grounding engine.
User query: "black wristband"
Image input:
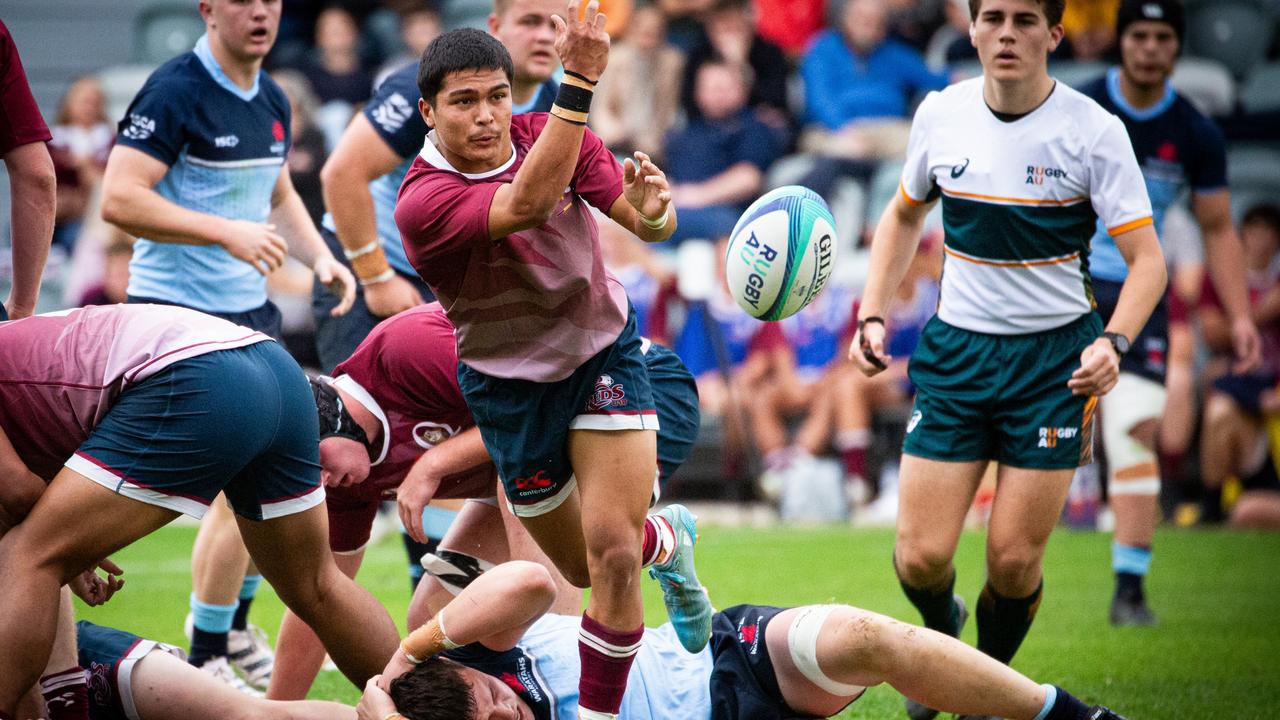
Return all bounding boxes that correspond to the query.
[562,69,598,86]
[554,81,594,114]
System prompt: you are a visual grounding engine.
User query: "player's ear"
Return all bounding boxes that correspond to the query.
[968,23,977,46]
[419,97,435,129]
[1047,23,1064,52]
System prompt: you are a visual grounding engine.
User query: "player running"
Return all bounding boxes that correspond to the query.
[849,1,1166,717]
[1078,0,1261,626]
[0,305,399,718]
[394,13,707,718]
[357,560,1128,720]
[267,304,699,699]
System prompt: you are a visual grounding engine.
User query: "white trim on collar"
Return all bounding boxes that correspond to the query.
[418,129,516,179]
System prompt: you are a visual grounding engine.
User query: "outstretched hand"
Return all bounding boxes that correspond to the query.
[70,558,124,606]
[623,151,672,224]
[551,0,610,82]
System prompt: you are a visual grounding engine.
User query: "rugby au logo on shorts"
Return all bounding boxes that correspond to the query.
[1038,426,1079,448]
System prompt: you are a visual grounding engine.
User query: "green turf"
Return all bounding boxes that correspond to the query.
[75,524,1280,718]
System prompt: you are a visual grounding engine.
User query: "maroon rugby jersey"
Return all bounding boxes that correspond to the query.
[327,303,491,507]
[395,113,629,382]
[0,305,269,479]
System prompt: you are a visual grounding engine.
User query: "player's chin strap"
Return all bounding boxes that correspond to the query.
[310,376,374,459]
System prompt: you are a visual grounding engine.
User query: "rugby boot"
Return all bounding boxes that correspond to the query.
[649,504,714,653]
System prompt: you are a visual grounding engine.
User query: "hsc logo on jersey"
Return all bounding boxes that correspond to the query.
[1026,165,1068,185]
[1038,426,1079,448]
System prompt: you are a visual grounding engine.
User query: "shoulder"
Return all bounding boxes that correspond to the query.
[1051,82,1124,144]
[141,53,206,95]
[1172,94,1225,142]
[912,77,976,121]
[378,62,422,97]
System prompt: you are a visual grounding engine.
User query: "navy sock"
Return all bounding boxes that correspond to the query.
[232,575,263,631]
[1041,685,1091,720]
[896,558,961,636]
[976,580,1042,664]
[188,627,229,667]
[402,533,439,594]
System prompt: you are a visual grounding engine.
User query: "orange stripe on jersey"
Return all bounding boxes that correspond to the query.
[941,188,1088,206]
[943,246,1081,268]
[1107,216,1154,236]
[899,181,926,207]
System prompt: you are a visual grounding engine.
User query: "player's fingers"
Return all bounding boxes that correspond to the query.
[266,229,289,254]
[98,558,124,575]
[622,157,636,183]
[565,0,581,26]
[658,190,671,203]
[551,13,568,36]
[582,0,599,26]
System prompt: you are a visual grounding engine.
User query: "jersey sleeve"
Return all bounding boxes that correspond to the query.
[899,93,938,207]
[363,68,428,158]
[1089,115,1154,236]
[0,21,51,155]
[396,166,501,264]
[571,120,626,213]
[376,313,468,418]
[115,74,189,166]
[1189,113,1228,194]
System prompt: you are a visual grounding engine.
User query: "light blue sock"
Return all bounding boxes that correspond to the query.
[1112,542,1152,576]
[239,574,262,601]
[421,507,459,540]
[190,593,237,634]
[1032,684,1057,720]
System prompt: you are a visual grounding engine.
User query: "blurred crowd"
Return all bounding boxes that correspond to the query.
[13,0,1280,530]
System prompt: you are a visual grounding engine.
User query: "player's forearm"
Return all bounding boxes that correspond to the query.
[4,143,56,313]
[1202,225,1253,324]
[423,428,491,478]
[507,117,587,221]
[270,190,332,269]
[401,561,556,658]
[1106,241,1167,341]
[321,162,382,256]
[100,183,229,247]
[859,197,926,319]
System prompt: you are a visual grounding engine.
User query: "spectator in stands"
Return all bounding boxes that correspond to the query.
[303,6,375,149]
[1199,204,1280,527]
[800,0,949,160]
[680,0,791,134]
[665,60,779,244]
[753,0,824,58]
[272,70,329,227]
[886,0,947,51]
[49,76,114,253]
[1062,0,1118,61]
[592,6,684,161]
[78,239,134,307]
[0,19,55,322]
[375,5,441,83]
[655,0,717,51]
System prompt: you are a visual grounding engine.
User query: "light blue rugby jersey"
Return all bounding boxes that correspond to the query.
[116,35,291,313]
[323,66,560,277]
[446,613,713,720]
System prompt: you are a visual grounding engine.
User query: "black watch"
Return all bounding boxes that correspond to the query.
[1102,331,1130,358]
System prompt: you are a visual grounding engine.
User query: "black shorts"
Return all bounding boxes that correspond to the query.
[709,605,821,720]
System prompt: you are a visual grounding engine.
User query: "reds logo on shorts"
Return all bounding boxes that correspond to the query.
[586,373,627,411]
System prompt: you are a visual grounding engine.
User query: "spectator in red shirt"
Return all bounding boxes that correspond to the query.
[0,19,55,321]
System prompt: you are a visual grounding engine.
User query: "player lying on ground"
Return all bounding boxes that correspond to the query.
[269,301,701,699]
[68,619,356,720]
[0,305,399,718]
[356,560,1128,720]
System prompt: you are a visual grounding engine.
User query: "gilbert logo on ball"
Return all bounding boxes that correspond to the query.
[726,185,837,321]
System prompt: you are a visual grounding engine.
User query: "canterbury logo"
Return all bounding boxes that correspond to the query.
[950,158,970,179]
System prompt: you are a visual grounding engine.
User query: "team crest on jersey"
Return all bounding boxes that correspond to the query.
[586,374,627,411]
[270,119,286,154]
[1038,426,1078,448]
[122,113,155,140]
[737,616,762,655]
[412,421,459,449]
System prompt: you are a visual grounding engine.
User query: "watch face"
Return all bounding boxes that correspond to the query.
[1107,333,1130,355]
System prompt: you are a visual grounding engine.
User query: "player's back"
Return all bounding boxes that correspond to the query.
[0,305,269,479]
[448,613,713,720]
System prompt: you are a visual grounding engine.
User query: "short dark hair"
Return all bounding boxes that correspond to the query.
[1242,203,1280,236]
[389,657,477,720]
[417,28,514,106]
[967,0,1066,27]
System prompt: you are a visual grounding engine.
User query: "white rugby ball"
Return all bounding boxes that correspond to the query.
[725,185,837,321]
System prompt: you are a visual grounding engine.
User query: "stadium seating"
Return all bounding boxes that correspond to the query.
[1184,1,1276,78]
[1240,62,1280,113]
[1170,57,1237,117]
[135,0,207,65]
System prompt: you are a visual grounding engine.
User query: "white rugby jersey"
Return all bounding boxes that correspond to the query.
[900,77,1153,335]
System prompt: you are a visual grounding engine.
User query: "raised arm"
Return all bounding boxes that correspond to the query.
[380,561,559,687]
[486,0,611,238]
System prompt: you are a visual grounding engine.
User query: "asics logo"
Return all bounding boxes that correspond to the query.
[906,410,923,433]
[950,158,970,178]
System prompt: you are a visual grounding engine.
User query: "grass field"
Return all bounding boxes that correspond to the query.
[75,522,1280,719]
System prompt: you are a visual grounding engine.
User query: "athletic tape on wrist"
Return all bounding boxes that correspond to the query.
[359,268,396,286]
[436,610,461,651]
[639,209,669,230]
[343,240,379,260]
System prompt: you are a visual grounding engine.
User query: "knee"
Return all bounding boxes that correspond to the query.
[1203,393,1240,428]
[894,543,952,587]
[827,609,895,676]
[985,543,1042,592]
[585,540,642,591]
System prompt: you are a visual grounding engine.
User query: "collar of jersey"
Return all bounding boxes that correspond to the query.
[1106,66,1174,121]
[194,34,261,102]
[328,374,391,466]
[420,130,517,179]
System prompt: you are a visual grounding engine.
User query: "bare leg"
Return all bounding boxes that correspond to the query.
[1110,418,1160,549]
[0,470,177,713]
[267,550,364,701]
[894,455,986,590]
[131,649,354,720]
[45,588,80,675]
[191,494,252,607]
[1231,491,1280,530]
[515,490,590,588]
[501,499,583,615]
[235,505,397,689]
[765,606,1052,719]
[1200,392,1256,489]
[986,466,1073,597]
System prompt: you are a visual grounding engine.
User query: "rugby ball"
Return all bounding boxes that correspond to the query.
[725,185,837,321]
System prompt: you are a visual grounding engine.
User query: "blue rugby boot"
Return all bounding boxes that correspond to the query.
[648,504,713,653]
